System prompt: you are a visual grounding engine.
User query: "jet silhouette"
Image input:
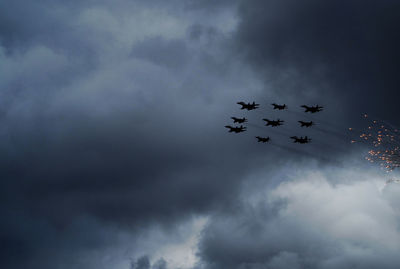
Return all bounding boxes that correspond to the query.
[263,118,284,127]
[231,117,248,124]
[225,125,246,133]
[256,136,270,143]
[237,101,260,110]
[271,103,287,110]
[301,105,323,113]
[290,136,311,144]
[298,120,314,127]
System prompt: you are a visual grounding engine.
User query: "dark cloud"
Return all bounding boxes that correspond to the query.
[0,0,268,268]
[132,256,151,269]
[184,0,238,11]
[2,0,400,268]
[235,0,400,124]
[152,259,168,269]
[131,37,189,69]
[131,256,168,269]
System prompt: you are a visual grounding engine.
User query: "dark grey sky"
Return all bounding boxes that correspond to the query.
[1,1,400,269]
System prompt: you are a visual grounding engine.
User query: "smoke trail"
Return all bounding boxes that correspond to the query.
[269,142,343,166]
[247,122,293,137]
[313,126,350,142]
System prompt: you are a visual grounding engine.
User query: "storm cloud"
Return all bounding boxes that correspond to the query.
[0,1,255,268]
[1,0,400,269]
[235,0,400,123]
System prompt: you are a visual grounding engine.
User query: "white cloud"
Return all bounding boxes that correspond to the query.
[197,166,400,268]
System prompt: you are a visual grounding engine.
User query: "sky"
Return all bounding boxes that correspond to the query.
[1,1,400,268]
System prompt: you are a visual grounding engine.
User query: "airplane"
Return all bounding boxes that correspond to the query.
[298,120,314,127]
[225,125,246,133]
[237,101,260,110]
[256,136,270,143]
[290,136,311,144]
[231,117,248,124]
[301,105,323,113]
[263,118,284,127]
[271,103,287,110]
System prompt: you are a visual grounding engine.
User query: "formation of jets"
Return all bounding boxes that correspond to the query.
[263,118,284,127]
[226,101,323,145]
[298,120,314,127]
[256,136,270,143]
[301,105,323,113]
[225,125,246,133]
[290,136,311,144]
[237,101,259,110]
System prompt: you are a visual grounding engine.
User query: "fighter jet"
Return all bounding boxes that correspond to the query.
[271,103,287,110]
[237,101,260,110]
[290,136,311,144]
[225,125,246,133]
[263,118,284,127]
[231,117,248,124]
[256,136,270,143]
[298,120,314,127]
[301,105,323,113]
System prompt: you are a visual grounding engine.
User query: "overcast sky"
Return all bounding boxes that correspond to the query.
[1,1,400,269]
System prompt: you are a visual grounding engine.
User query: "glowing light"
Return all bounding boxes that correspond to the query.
[353,117,400,172]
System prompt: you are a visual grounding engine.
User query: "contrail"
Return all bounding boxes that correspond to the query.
[269,142,343,166]
[313,126,350,142]
[247,122,292,137]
